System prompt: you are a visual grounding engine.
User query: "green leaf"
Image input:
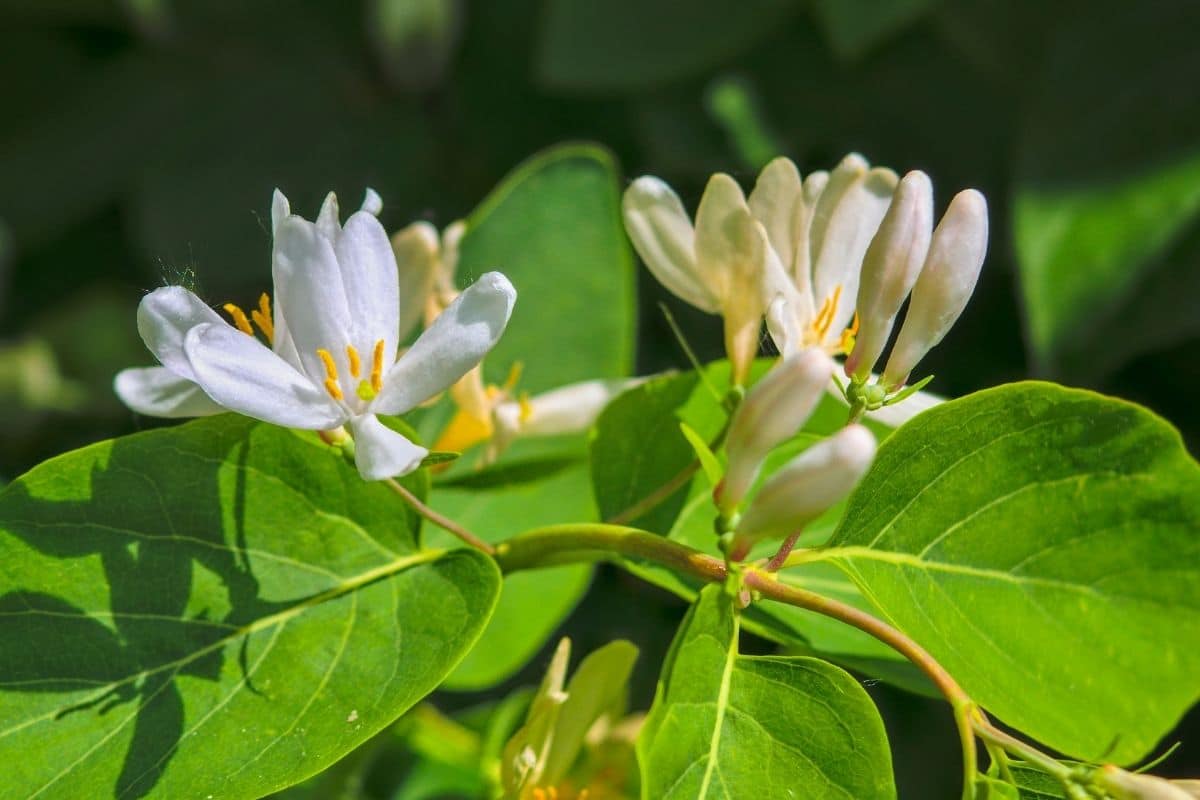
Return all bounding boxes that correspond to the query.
[1014,2,1200,378]
[638,585,895,799]
[428,464,596,691]
[459,143,635,394]
[0,415,500,799]
[823,381,1200,763]
[536,0,801,91]
[679,421,722,488]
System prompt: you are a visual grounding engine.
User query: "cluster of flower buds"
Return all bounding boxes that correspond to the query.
[715,349,876,559]
[624,153,988,422]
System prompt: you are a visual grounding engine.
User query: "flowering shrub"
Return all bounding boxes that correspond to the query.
[1,146,1198,800]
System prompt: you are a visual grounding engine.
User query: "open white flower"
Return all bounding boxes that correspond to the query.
[115,189,516,481]
[757,154,898,359]
[622,173,772,385]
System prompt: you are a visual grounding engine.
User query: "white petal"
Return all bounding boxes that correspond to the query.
[765,294,803,358]
[518,377,646,437]
[184,323,346,429]
[812,165,898,337]
[747,157,803,272]
[622,177,717,313]
[372,271,516,415]
[114,366,225,418]
[271,189,291,236]
[883,189,988,387]
[694,172,753,302]
[336,210,401,362]
[735,424,875,544]
[348,414,428,480]
[392,221,441,341]
[847,170,933,379]
[315,191,341,241]
[136,286,226,381]
[720,217,772,385]
[361,187,382,216]
[721,349,834,512]
[272,215,354,384]
[791,169,829,297]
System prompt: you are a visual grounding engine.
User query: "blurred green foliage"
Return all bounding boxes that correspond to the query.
[2,0,1198,795]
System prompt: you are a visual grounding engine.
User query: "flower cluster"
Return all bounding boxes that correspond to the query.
[623,153,988,409]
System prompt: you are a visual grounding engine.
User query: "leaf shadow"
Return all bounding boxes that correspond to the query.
[0,417,292,799]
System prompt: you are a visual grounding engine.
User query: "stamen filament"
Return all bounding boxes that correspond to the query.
[251,293,275,343]
[346,344,362,378]
[223,303,255,337]
[371,340,385,393]
[316,348,343,400]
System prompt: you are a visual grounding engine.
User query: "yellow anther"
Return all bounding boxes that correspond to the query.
[811,285,843,340]
[371,339,385,393]
[346,344,362,378]
[532,790,547,800]
[251,293,274,344]
[223,303,255,337]
[316,348,343,400]
[518,392,533,424]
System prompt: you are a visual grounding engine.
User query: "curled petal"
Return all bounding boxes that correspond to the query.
[337,210,401,362]
[372,271,516,415]
[361,187,382,216]
[273,215,354,384]
[392,221,440,341]
[622,177,716,312]
[348,414,428,480]
[315,191,341,241]
[747,157,804,273]
[136,286,226,382]
[184,323,346,429]
[114,366,224,418]
[271,189,291,236]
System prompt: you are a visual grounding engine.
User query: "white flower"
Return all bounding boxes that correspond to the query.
[115,189,516,481]
[732,424,875,549]
[758,154,898,359]
[622,173,772,385]
[880,188,988,389]
[718,349,834,514]
[844,170,934,380]
[491,378,645,455]
[1099,766,1198,800]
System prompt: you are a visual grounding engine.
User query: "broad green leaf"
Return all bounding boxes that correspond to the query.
[536,0,800,91]
[811,0,940,61]
[1014,2,1200,378]
[0,416,501,799]
[458,143,635,394]
[638,585,895,799]
[823,381,1200,763]
[428,465,596,691]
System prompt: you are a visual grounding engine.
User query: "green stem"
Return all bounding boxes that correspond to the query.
[494,524,727,583]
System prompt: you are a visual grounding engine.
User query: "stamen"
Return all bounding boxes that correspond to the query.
[532,790,547,800]
[371,339,385,393]
[811,285,843,340]
[251,293,274,344]
[518,392,533,424]
[503,361,524,392]
[316,348,343,400]
[223,303,255,337]
[346,344,362,378]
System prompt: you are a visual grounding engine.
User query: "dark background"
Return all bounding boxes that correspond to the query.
[2,1,1198,796]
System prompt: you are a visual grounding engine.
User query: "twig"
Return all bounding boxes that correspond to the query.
[384,478,495,555]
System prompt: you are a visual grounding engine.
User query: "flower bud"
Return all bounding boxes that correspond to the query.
[846,170,933,380]
[733,424,876,545]
[1099,766,1197,799]
[391,221,441,341]
[719,349,834,513]
[882,189,988,389]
